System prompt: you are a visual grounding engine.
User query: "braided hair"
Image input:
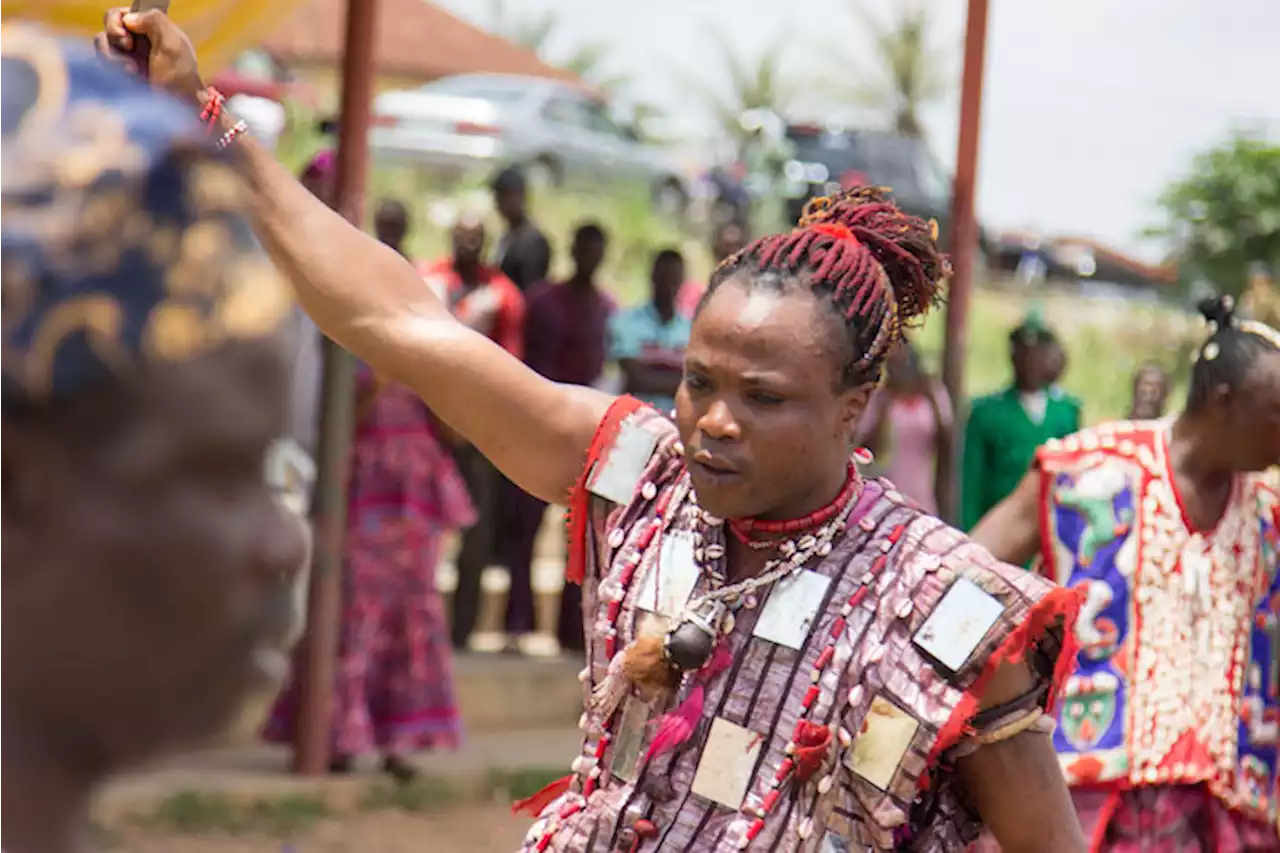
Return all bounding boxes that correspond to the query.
[699,187,949,390]
[1187,294,1280,412]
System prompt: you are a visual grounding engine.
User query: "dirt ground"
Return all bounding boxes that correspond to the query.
[109,803,531,853]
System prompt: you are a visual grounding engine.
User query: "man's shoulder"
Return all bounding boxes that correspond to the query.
[967,390,1010,421]
[515,221,550,246]
[1049,386,1084,410]
[487,269,524,298]
[614,303,653,324]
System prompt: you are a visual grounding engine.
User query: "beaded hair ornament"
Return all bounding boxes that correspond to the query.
[1,26,291,411]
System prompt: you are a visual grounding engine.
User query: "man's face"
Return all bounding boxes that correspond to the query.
[652,258,684,307]
[1218,349,1280,471]
[374,204,408,249]
[494,187,524,223]
[573,236,606,279]
[452,220,487,268]
[1132,368,1168,418]
[1011,338,1052,390]
[2,334,306,769]
[713,226,746,264]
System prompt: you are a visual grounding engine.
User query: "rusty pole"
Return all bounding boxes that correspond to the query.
[935,0,990,526]
[293,0,380,776]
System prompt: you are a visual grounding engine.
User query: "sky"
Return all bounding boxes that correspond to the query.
[434,0,1278,261]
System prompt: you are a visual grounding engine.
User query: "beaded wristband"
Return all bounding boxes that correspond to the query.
[215,120,249,151]
[199,87,225,136]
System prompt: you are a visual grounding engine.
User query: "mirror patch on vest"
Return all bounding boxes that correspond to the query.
[587,419,658,504]
[912,576,1006,674]
[847,696,919,790]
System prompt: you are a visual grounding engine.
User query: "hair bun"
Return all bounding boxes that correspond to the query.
[1197,293,1236,329]
[800,186,949,325]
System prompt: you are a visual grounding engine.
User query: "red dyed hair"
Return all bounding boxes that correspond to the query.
[701,186,949,388]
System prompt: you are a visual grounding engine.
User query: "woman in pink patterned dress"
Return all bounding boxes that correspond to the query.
[265,364,475,779]
[856,340,953,514]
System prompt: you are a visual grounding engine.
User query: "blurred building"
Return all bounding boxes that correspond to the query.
[223,0,579,110]
[991,230,1179,293]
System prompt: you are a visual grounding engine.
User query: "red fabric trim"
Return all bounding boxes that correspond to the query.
[510,773,572,816]
[923,583,1085,787]
[1087,789,1123,853]
[564,395,645,586]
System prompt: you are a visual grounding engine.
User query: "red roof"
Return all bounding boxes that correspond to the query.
[262,0,581,85]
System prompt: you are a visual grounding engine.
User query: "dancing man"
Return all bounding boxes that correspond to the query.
[100,10,1089,851]
[3,28,306,853]
[974,297,1280,850]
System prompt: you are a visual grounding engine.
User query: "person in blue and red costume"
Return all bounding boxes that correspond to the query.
[99,9,1091,851]
[974,295,1280,852]
[1,26,305,853]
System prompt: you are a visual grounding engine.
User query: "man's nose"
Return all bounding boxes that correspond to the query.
[698,398,741,441]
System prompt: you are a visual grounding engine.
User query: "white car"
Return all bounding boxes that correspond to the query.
[369,73,690,214]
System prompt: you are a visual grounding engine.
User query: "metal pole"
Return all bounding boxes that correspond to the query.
[935,0,989,526]
[292,0,380,776]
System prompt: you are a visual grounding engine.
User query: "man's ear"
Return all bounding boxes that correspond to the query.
[839,382,875,436]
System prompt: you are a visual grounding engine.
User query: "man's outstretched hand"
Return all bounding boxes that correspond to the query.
[95,8,202,102]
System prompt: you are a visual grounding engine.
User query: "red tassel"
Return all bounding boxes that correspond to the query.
[511,774,573,817]
[642,642,735,762]
[791,720,833,782]
[565,397,644,586]
[645,685,704,761]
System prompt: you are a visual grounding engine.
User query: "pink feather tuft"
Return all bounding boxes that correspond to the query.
[645,685,705,761]
[703,642,733,679]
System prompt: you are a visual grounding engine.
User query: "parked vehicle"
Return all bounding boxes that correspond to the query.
[369,74,691,214]
[780,124,983,253]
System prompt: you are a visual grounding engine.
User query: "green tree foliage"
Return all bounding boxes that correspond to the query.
[1154,134,1280,298]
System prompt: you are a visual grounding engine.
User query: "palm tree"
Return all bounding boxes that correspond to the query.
[493,9,663,139]
[830,0,950,138]
[680,29,797,158]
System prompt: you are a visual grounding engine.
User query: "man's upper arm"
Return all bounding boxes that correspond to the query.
[970,469,1044,568]
[956,660,1085,853]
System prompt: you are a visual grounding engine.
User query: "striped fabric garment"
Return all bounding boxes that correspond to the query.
[517,400,1081,852]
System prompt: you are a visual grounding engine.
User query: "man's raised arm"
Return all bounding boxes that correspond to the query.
[98,8,611,504]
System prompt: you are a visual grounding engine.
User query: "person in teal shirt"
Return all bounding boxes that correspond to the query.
[961,311,1082,531]
[609,249,693,413]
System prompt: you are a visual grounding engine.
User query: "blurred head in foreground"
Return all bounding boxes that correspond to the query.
[1,28,305,842]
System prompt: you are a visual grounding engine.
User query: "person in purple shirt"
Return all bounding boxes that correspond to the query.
[508,223,615,653]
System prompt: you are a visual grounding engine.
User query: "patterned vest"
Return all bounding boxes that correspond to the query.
[1036,419,1280,822]
[521,400,1081,853]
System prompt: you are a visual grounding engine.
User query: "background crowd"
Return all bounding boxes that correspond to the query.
[266,150,1197,784]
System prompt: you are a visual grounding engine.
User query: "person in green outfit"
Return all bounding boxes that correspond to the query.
[961,311,1082,531]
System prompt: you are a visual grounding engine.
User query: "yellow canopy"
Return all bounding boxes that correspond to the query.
[1,1,305,73]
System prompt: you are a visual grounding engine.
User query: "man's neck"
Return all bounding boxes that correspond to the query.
[567,274,595,292]
[1168,412,1235,488]
[454,260,484,288]
[3,713,98,853]
[505,213,528,231]
[653,300,675,324]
